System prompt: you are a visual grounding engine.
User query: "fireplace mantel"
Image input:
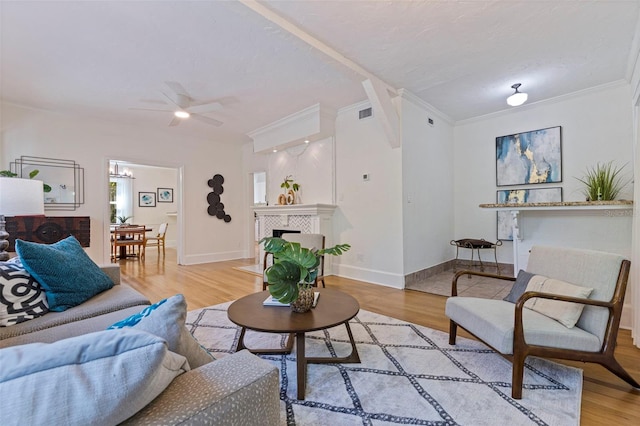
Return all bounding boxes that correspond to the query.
[253,203,338,271]
[252,203,337,217]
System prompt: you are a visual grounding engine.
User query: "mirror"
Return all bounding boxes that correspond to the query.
[10,156,85,211]
[253,171,267,205]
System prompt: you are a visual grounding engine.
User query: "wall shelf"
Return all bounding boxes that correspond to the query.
[479,200,632,211]
[479,200,633,275]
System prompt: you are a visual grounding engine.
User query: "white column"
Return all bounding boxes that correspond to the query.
[511,210,520,277]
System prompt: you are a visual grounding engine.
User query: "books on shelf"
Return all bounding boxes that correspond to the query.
[263,292,320,308]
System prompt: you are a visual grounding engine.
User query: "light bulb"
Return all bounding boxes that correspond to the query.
[174,110,190,118]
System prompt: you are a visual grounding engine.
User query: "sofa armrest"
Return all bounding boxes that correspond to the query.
[122,350,280,425]
[99,265,121,285]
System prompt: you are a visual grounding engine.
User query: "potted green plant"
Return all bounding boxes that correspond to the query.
[261,237,350,311]
[575,161,630,201]
[116,215,132,225]
[280,175,300,204]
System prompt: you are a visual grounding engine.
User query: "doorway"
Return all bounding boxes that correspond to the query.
[106,159,182,265]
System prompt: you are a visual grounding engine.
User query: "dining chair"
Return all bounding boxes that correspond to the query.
[145,223,168,256]
[112,226,146,262]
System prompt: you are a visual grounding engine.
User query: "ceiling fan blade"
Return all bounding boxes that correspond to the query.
[160,90,190,109]
[168,116,182,127]
[191,113,223,127]
[187,101,223,114]
[165,81,189,97]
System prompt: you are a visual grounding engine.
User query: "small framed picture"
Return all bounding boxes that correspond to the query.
[157,187,174,203]
[139,192,156,207]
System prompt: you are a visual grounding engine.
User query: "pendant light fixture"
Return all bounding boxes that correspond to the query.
[507,83,528,106]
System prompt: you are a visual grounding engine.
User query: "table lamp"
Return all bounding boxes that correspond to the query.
[0,177,45,261]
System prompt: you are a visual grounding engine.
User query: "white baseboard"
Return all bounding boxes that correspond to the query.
[334,264,404,289]
[182,250,247,265]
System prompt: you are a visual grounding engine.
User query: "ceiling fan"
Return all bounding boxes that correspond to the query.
[131,81,224,127]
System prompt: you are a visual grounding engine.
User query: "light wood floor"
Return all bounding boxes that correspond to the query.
[119,248,640,425]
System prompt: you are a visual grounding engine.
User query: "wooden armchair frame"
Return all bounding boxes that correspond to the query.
[448,260,639,399]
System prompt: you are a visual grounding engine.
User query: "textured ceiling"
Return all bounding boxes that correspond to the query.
[1,1,639,143]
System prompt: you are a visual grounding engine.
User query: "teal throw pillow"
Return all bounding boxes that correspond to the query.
[108,294,214,368]
[15,236,114,312]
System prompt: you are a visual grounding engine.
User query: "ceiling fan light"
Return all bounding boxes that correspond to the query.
[174,110,190,118]
[506,83,528,106]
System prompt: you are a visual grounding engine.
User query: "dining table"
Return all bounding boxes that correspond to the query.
[110,225,152,259]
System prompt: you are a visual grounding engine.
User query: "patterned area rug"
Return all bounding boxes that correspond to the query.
[186,302,582,425]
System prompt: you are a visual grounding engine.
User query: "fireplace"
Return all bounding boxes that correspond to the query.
[272,229,301,238]
[252,204,337,271]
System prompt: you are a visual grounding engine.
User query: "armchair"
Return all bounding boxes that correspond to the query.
[445,245,639,399]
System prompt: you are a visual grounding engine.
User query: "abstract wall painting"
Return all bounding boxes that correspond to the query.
[157,188,174,203]
[496,187,562,240]
[496,126,562,186]
[139,192,156,207]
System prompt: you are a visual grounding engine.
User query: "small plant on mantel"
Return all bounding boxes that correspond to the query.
[279,175,300,205]
[281,175,300,193]
[261,237,350,305]
[575,161,630,201]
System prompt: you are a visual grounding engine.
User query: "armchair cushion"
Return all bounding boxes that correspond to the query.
[445,297,602,354]
[523,276,593,328]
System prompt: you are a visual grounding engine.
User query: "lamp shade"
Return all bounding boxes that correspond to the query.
[507,92,528,106]
[0,177,45,216]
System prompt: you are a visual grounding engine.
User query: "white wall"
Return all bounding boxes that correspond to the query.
[1,104,247,264]
[454,83,634,265]
[125,164,178,247]
[401,96,455,274]
[333,102,404,287]
[266,138,334,206]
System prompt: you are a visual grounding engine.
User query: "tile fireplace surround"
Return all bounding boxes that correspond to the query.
[253,204,337,270]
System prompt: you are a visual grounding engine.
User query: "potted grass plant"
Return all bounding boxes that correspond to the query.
[575,161,630,201]
[261,237,350,312]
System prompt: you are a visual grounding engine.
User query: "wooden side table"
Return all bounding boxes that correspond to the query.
[227,289,361,400]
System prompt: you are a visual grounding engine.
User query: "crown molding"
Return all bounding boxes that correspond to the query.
[456,80,629,126]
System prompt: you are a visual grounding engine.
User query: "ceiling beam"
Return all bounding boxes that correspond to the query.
[362,79,400,148]
[239,0,400,147]
[239,0,397,96]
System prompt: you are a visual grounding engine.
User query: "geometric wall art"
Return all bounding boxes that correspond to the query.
[496,126,562,186]
[207,174,231,223]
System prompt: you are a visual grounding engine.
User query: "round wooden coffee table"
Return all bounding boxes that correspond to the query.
[227,288,361,400]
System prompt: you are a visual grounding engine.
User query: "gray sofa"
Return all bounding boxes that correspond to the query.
[0,265,280,425]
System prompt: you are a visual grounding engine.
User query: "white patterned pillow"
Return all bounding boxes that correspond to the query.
[0,260,49,326]
[524,275,593,328]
